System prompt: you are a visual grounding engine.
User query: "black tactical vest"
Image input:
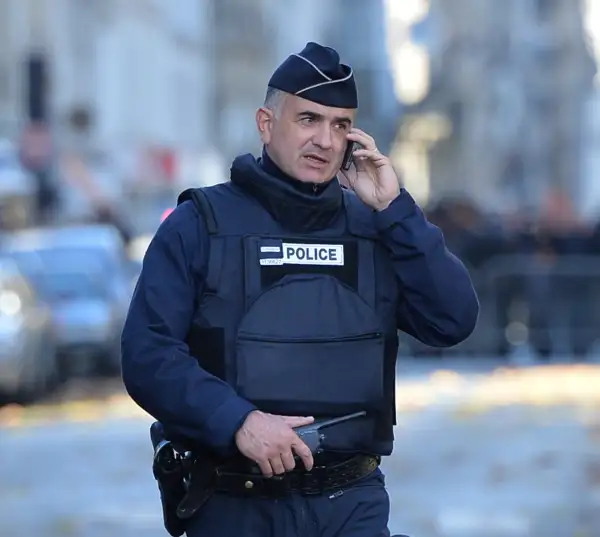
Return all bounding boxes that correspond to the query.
[178,182,400,455]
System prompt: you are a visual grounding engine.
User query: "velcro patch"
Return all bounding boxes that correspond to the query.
[259,243,344,266]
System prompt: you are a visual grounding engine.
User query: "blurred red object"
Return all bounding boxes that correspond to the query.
[160,208,174,222]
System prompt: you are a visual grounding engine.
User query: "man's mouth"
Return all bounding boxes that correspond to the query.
[304,154,329,166]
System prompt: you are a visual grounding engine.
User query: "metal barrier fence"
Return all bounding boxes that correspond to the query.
[400,254,600,359]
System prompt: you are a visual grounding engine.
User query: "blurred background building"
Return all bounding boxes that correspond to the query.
[388,0,599,217]
[1,0,595,220]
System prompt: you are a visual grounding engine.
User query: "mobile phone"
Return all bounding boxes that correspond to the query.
[341,142,357,171]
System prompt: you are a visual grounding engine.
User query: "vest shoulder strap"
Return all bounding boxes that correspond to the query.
[177,187,218,235]
[177,187,222,293]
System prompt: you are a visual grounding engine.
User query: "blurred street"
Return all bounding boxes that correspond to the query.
[2,361,600,537]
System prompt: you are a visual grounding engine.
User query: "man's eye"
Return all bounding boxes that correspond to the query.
[301,117,314,124]
[335,123,349,131]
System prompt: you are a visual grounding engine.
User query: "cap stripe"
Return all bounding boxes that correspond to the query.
[292,53,332,81]
[295,68,354,96]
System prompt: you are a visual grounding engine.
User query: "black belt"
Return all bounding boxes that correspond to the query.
[213,454,380,498]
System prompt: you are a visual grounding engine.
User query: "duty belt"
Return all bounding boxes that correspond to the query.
[212,454,380,498]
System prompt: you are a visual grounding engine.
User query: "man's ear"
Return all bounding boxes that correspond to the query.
[256,107,274,144]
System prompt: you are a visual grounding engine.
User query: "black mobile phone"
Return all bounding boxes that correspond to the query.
[341,142,356,171]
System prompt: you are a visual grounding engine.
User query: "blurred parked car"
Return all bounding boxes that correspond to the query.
[0,224,135,377]
[0,258,58,403]
[24,267,123,377]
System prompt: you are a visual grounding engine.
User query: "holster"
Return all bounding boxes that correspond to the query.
[150,422,216,537]
[153,454,187,537]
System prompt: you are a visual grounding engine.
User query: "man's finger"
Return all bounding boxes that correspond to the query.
[352,149,384,161]
[352,150,389,170]
[280,415,314,428]
[281,449,296,472]
[291,438,314,472]
[257,459,273,478]
[347,129,377,151]
[269,456,286,476]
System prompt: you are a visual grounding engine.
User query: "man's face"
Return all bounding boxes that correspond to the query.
[257,94,356,183]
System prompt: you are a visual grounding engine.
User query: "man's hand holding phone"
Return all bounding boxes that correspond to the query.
[339,128,401,212]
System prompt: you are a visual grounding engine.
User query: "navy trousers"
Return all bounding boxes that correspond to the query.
[185,469,391,537]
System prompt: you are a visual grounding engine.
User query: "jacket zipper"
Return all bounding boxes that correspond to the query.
[238,332,383,344]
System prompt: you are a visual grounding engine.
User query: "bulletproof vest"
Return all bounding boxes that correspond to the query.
[178,183,400,455]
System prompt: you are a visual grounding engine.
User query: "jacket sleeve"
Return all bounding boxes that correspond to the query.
[374,189,479,347]
[121,201,257,454]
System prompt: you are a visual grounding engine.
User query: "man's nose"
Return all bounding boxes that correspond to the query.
[313,125,333,150]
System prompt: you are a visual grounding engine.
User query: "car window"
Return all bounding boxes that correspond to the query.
[8,246,120,274]
[28,271,109,302]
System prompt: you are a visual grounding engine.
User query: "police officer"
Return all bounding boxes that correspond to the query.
[122,42,479,537]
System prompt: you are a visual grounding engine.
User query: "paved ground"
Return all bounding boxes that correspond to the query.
[386,364,600,536]
[1,361,600,537]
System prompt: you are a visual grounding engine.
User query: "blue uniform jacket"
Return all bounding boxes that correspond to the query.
[121,188,479,455]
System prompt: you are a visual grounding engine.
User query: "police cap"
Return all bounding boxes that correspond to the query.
[268,42,358,109]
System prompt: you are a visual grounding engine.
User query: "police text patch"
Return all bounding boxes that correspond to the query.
[260,243,344,266]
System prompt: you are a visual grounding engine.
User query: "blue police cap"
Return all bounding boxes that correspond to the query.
[268,42,358,109]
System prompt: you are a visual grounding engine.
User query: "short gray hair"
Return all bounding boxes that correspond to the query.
[264,87,287,118]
